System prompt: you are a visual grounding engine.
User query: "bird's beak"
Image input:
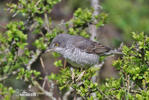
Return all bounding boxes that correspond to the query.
[45,48,54,53]
[45,43,56,53]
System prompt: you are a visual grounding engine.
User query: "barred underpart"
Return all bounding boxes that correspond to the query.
[54,47,99,68]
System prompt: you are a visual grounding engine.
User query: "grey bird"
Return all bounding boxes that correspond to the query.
[48,33,111,68]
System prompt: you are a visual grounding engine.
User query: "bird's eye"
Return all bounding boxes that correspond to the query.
[55,43,59,47]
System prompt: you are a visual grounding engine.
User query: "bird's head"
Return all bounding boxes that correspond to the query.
[46,34,71,52]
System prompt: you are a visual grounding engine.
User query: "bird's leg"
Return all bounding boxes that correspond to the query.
[63,59,67,68]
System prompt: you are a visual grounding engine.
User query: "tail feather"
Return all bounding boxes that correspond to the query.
[103,49,123,56]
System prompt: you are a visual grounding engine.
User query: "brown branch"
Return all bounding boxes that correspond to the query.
[44,13,51,33]
[39,57,50,89]
[33,80,59,100]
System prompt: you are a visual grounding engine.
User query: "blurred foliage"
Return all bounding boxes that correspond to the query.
[102,0,149,40]
[67,0,90,10]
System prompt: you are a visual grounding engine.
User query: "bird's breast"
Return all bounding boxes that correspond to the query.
[63,48,99,67]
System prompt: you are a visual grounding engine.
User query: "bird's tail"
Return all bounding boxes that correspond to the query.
[103,49,123,56]
[103,42,124,56]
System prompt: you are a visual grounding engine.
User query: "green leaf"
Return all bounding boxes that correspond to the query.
[54,60,63,67]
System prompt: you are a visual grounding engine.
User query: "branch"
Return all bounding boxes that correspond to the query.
[0,69,20,82]
[40,57,51,88]
[89,0,100,41]
[26,49,42,70]
[91,0,100,16]
[44,13,51,33]
[97,88,112,100]
[33,80,59,100]
[63,87,74,100]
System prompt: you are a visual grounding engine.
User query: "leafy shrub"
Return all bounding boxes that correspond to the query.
[100,33,149,99]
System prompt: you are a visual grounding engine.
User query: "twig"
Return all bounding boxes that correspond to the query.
[26,49,42,70]
[71,68,75,82]
[33,80,58,100]
[76,71,85,82]
[0,69,20,81]
[40,57,50,88]
[63,59,67,68]
[12,12,18,17]
[44,13,51,33]
[40,57,46,74]
[35,0,41,6]
[126,75,130,93]
[97,88,112,100]
[63,87,74,100]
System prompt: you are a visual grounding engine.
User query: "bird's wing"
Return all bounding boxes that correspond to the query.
[69,36,111,55]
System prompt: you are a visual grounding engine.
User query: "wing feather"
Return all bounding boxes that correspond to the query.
[69,36,111,55]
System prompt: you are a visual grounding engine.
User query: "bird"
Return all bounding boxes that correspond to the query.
[47,33,112,68]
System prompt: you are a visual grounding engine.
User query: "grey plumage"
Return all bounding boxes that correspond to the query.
[49,34,111,68]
